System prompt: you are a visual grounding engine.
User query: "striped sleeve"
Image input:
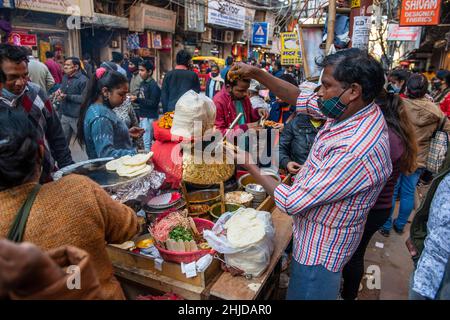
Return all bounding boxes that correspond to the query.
[296,91,326,120]
[274,152,372,216]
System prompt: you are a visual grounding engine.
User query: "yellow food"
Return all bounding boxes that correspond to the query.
[159,111,174,129]
[264,120,278,128]
[136,238,154,249]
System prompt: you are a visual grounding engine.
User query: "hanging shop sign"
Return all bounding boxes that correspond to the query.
[387,24,421,41]
[351,0,361,8]
[185,0,205,33]
[252,22,269,46]
[242,8,255,42]
[129,4,177,33]
[162,36,172,50]
[8,31,37,46]
[400,0,442,26]
[280,32,301,66]
[207,0,245,30]
[14,0,94,17]
[351,16,371,51]
[153,33,163,49]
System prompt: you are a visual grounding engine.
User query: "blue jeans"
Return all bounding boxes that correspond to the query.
[287,260,342,300]
[139,118,155,152]
[382,169,423,232]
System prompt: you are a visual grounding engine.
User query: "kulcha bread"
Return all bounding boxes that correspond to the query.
[122,152,153,166]
[117,165,152,177]
[224,209,265,248]
[105,156,131,171]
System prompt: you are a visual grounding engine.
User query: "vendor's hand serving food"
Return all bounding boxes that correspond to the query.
[129,126,145,139]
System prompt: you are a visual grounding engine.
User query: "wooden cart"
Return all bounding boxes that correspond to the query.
[107,178,293,300]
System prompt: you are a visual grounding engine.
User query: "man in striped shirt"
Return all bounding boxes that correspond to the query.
[229,49,392,299]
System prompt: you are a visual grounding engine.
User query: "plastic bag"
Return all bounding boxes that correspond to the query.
[204,208,275,277]
[171,90,216,139]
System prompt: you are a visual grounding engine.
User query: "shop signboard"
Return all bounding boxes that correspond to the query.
[207,0,245,30]
[252,22,269,46]
[14,0,94,17]
[8,31,37,46]
[400,0,442,26]
[280,32,301,66]
[387,24,421,41]
[129,4,177,33]
[185,0,205,33]
[242,8,255,42]
[351,0,361,8]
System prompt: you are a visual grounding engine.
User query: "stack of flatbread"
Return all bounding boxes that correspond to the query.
[105,152,154,177]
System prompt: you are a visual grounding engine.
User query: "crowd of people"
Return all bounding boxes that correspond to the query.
[0,42,449,300]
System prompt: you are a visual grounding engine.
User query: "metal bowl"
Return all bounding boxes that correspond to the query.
[186,189,221,205]
[238,171,281,190]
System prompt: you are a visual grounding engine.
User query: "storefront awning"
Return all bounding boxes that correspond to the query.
[82,13,129,29]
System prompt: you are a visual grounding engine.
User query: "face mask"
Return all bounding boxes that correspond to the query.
[318,88,349,119]
[129,66,137,73]
[211,72,219,78]
[387,83,401,94]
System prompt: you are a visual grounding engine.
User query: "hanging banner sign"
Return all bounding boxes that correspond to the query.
[207,0,245,30]
[400,0,442,26]
[351,0,361,8]
[8,32,37,46]
[252,22,269,46]
[387,24,421,41]
[351,16,371,51]
[280,32,301,66]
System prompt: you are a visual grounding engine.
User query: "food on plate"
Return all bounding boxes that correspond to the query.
[188,204,211,214]
[122,152,153,166]
[110,240,136,251]
[183,152,235,185]
[159,111,175,129]
[224,209,265,248]
[149,210,209,253]
[105,152,153,178]
[263,120,278,128]
[105,156,131,171]
[225,191,254,206]
[136,238,154,249]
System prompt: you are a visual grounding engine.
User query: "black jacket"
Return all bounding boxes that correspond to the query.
[135,77,161,119]
[279,113,322,169]
[60,71,89,118]
[161,69,200,113]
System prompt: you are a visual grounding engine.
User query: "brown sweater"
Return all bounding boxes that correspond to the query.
[0,174,140,300]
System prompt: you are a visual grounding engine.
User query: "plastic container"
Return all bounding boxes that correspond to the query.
[155,218,215,264]
[209,203,242,220]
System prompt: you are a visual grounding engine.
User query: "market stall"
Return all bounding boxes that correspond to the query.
[55,90,292,300]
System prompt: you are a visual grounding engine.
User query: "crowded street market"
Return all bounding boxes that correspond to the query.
[0,0,450,308]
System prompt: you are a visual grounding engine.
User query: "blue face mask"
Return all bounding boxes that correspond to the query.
[317,88,349,119]
[387,83,401,94]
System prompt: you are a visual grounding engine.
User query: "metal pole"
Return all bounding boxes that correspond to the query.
[326,0,336,54]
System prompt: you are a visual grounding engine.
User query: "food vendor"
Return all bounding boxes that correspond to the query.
[227,49,392,300]
[76,68,144,159]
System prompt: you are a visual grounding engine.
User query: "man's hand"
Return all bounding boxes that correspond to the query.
[224,142,255,168]
[0,240,64,297]
[128,95,137,102]
[257,108,269,120]
[229,62,259,80]
[406,238,419,258]
[273,123,284,131]
[129,127,145,139]
[287,161,302,174]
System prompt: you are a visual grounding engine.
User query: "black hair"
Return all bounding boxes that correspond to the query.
[375,90,417,175]
[111,51,124,63]
[316,48,385,104]
[176,50,192,67]
[279,73,298,87]
[0,44,29,68]
[225,56,234,66]
[406,73,428,99]
[130,57,143,67]
[436,69,449,81]
[224,70,250,87]
[427,65,435,72]
[65,56,82,70]
[0,108,40,190]
[389,69,411,93]
[76,70,128,146]
[445,72,450,87]
[140,60,154,72]
[211,64,220,71]
[45,51,55,59]
[274,59,282,70]
[83,53,91,61]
